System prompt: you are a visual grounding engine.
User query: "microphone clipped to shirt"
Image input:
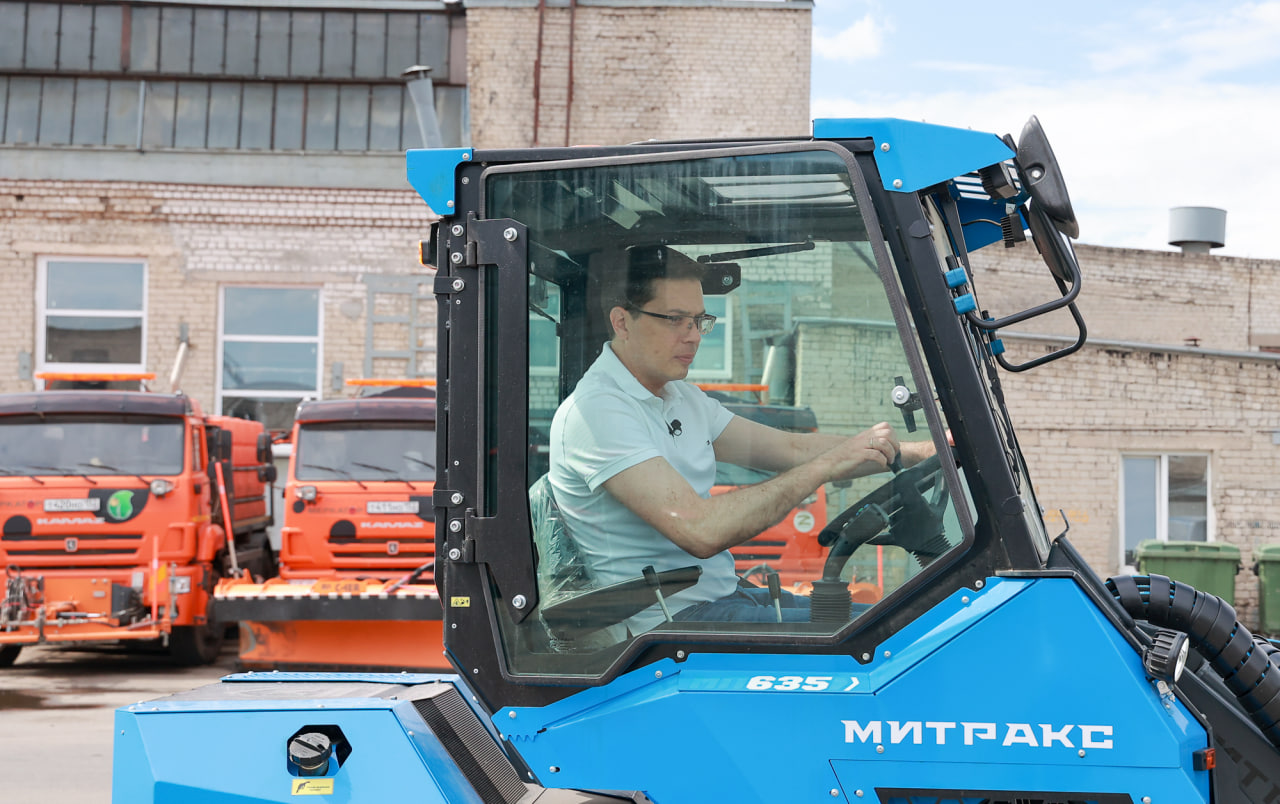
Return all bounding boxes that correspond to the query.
[667,419,683,437]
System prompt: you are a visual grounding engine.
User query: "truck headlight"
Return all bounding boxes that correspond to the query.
[150,479,175,497]
[295,485,318,501]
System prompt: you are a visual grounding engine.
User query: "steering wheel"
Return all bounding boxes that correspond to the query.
[816,453,950,585]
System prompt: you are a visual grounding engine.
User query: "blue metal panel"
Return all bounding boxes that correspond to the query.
[813,118,1014,194]
[112,677,486,804]
[498,578,1209,803]
[407,148,473,217]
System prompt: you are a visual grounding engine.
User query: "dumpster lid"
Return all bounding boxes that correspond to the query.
[1136,539,1240,558]
[1255,544,1280,560]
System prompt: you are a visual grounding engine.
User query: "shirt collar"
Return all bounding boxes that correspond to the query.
[596,342,667,403]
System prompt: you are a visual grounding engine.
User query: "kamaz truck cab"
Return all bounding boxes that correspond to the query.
[113,119,1280,802]
[214,382,445,670]
[0,374,276,666]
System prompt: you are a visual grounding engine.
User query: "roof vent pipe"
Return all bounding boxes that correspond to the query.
[402,65,444,148]
[1168,206,1226,254]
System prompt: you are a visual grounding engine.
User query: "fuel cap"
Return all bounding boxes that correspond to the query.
[288,732,333,776]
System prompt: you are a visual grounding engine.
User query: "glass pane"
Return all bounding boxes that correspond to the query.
[206,82,241,148]
[105,80,140,146]
[222,341,318,392]
[59,5,94,71]
[221,396,304,434]
[92,6,123,71]
[38,77,74,145]
[368,85,403,151]
[274,84,304,149]
[0,416,185,476]
[0,4,24,69]
[1168,454,1208,542]
[296,422,436,482]
[337,85,369,150]
[289,12,323,77]
[354,13,387,78]
[159,7,194,73]
[257,11,289,76]
[6,76,41,144]
[495,147,961,677]
[24,3,59,69]
[305,84,338,150]
[71,78,109,145]
[223,287,319,336]
[140,80,176,148]
[174,82,210,148]
[129,6,160,73]
[1123,456,1158,565]
[240,83,274,149]
[225,10,258,75]
[45,316,143,363]
[322,12,355,77]
[47,261,144,311]
[222,396,304,432]
[192,9,227,74]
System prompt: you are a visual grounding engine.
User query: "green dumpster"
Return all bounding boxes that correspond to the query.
[1136,539,1241,605]
[1255,544,1280,636]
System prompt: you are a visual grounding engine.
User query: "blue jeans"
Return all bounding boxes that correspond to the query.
[673,587,811,623]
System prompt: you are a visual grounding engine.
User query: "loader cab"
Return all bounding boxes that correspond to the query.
[426,119,1085,709]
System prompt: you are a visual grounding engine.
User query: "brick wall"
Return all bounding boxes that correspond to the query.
[466,3,811,149]
[0,180,435,412]
[968,240,1280,627]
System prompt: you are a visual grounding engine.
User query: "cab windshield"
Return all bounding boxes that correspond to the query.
[294,423,437,483]
[0,415,185,476]
[487,145,971,677]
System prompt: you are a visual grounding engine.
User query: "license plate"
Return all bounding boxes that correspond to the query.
[366,500,419,515]
[44,498,101,512]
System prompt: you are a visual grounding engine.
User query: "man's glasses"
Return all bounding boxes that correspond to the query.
[626,304,717,335]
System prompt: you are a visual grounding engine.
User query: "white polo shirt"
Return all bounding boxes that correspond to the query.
[549,343,737,631]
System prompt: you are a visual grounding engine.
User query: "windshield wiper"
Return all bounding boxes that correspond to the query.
[696,241,815,263]
[403,455,435,471]
[300,462,367,490]
[77,462,152,487]
[352,461,425,490]
[0,466,44,484]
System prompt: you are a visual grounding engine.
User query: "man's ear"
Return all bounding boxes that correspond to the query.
[609,306,630,339]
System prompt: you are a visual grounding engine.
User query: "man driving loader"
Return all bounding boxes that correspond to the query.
[549,248,935,630]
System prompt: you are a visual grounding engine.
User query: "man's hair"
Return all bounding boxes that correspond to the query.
[603,246,705,320]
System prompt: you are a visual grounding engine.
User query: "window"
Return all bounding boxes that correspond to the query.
[218,287,321,433]
[37,257,146,384]
[1121,454,1210,566]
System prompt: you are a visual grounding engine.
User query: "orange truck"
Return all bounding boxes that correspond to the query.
[0,375,276,666]
[214,383,444,671]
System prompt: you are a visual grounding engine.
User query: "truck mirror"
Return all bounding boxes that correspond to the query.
[1015,115,1078,239]
[258,464,278,484]
[256,433,272,464]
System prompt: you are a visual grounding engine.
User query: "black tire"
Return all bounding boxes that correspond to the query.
[170,593,223,666]
[0,644,21,667]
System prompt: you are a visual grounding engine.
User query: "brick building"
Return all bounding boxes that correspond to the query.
[3,1,1278,623]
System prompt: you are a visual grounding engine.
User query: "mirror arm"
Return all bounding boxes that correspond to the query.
[962,254,1081,332]
[993,296,1088,372]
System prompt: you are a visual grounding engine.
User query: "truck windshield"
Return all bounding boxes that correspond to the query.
[486,145,973,677]
[0,415,184,476]
[294,423,436,482]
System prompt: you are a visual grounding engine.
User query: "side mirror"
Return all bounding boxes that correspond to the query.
[258,464,278,484]
[1015,115,1078,239]
[256,432,272,464]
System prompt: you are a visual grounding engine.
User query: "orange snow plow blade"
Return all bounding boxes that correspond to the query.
[214,576,446,671]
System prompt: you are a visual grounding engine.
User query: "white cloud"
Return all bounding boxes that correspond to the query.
[812,14,890,63]
[811,80,1280,259]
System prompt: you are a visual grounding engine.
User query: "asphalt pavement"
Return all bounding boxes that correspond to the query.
[0,641,236,804]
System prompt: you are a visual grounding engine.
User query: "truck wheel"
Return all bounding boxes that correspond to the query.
[0,645,20,667]
[170,594,223,665]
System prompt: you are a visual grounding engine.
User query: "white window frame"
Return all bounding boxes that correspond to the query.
[1119,452,1214,567]
[35,256,148,386]
[686,293,734,381]
[215,285,324,416]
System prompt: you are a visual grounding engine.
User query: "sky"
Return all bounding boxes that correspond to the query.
[810,0,1280,260]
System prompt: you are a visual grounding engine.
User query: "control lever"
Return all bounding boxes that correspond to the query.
[766,570,783,623]
[643,565,674,622]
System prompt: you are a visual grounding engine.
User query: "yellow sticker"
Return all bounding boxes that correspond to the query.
[291,778,334,796]
[450,596,471,608]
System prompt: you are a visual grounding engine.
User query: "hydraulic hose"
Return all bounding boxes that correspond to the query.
[1107,573,1280,749]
